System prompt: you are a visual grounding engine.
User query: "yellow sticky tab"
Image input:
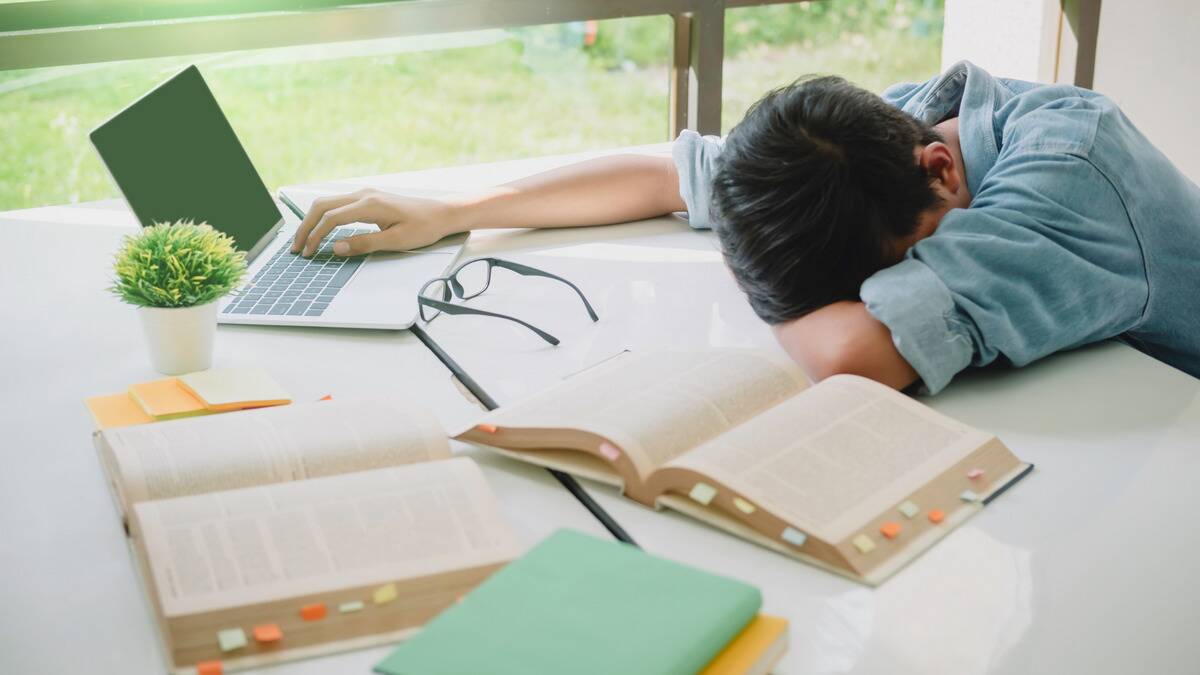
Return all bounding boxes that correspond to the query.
[178,367,291,411]
[732,497,756,514]
[689,482,718,505]
[898,500,920,519]
[216,628,246,652]
[852,534,876,554]
[339,600,364,614]
[128,378,209,420]
[373,582,398,605]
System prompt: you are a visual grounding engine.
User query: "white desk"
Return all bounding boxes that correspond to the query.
[0,206,611,675]
[393,151,1200,674]
[4,145,1200,675]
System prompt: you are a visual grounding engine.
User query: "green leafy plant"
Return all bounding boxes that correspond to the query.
[111,220,246,308]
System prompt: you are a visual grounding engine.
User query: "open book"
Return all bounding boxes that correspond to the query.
[92,399,521,673]
[458,350,1031,585]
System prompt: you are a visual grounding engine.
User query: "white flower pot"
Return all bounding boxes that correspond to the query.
[137,300,219,375]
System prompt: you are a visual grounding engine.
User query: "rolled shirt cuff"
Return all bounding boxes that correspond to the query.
[860,258,974,394]
[671,129,718,230]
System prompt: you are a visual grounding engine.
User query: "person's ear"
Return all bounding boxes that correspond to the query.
[918,142,961,196]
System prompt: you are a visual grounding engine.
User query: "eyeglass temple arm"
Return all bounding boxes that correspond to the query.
[418,297,561,346]
[489,259,600,321]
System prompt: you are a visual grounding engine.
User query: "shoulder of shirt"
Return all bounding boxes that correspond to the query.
[995,86,1120,159]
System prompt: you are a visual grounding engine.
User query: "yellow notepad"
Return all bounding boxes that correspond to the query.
[178,368,291,412]
[700,614,789,675]
[84,394,154,430]
[128,378,211,420]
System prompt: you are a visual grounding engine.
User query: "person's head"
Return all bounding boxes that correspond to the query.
[711,75,968,325]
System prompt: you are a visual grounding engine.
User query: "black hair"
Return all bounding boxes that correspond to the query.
[711,75,943,324]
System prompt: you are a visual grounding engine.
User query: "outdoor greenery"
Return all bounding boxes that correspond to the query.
[111,221,247,307]
[1,1,943,211]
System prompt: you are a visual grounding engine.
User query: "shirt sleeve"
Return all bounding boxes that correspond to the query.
[860,150,1148,394]
[671,129,725,230]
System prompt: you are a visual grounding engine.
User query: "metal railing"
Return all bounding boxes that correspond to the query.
[0,0,806,136]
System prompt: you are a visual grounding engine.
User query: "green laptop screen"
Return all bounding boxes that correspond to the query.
[90,65,281,252]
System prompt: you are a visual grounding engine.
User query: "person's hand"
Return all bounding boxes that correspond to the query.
[290,189,463,257]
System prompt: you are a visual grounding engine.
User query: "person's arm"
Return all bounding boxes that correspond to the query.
[292,154,684,257]
[771,301,919,390]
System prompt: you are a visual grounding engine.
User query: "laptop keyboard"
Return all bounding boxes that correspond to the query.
[223,228,370,317]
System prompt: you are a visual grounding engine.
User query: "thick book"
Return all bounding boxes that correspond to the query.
[374,529,783,675]
[91,398,522,673]
[458,349,1032,586]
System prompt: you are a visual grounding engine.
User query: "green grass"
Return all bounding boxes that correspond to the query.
[0,3,943,211]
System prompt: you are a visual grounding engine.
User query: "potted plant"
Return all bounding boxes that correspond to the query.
[111,220,246,375]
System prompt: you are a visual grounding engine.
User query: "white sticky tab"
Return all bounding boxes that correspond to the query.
[898,500,920,519]
[217,628,246,652]
[960,489,980,503]
[689,482,718,505]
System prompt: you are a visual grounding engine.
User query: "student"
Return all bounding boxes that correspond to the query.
[292,61,1200,393]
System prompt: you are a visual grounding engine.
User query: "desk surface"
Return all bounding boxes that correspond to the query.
[5,145,1200,675]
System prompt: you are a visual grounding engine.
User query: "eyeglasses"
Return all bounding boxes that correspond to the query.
[417,257,599,345]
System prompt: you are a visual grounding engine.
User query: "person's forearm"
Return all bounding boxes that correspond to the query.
[444,154,685,233]
[772,301,919,390]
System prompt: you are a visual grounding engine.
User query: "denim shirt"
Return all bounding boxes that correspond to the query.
[673,61,1200,393]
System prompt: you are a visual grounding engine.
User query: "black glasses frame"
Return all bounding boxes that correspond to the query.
[417,257,599,345]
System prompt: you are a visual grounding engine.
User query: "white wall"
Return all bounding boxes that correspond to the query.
[943,0,1200,182]
[941,0,1059,81]
[1092,1,1200,181]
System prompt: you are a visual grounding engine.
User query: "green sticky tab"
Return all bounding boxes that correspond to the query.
[898,500,920,519]
[781,527,807,547]
[217,627,246,652]
[374,529,761,675]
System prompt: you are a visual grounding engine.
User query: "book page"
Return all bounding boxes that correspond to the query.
[107,398,449,508]
[485,350,808,478]
[134,458,521,617]
[666,375,993,542]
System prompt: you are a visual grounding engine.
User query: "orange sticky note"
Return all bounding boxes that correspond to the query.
[252,623,282,643]
[318,394,333,401]
[128,378,209,420]
[476,423,498,434]
[196,661,223,675]
[879,522,902,539]
[928,508,946,524]
[300,602,327,621]
[84,393,154,430]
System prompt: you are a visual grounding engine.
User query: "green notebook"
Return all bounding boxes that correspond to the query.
[374,529,762,675]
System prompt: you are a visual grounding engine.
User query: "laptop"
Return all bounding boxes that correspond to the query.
[90,65,461,330]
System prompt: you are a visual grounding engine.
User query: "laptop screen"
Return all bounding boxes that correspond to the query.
[90,65,282,254]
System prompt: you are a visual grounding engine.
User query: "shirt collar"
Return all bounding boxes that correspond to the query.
[904,61,1010,198]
